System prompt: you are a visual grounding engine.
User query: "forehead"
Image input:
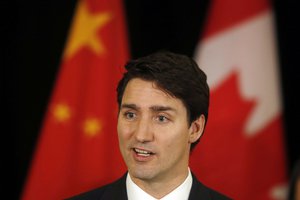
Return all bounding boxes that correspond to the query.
[121,78,186,111]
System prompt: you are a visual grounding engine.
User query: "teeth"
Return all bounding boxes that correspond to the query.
[135,149,150,154]
[134,148,152,156]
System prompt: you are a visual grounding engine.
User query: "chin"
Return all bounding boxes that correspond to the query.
[129,167,156,181]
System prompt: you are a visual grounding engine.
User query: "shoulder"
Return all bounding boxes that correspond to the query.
[189,173,232,200]
[66,174,127,200]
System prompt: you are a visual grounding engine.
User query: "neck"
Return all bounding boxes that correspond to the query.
[130,168,189,199]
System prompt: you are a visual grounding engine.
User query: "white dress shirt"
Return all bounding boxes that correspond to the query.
[126,168,193,200]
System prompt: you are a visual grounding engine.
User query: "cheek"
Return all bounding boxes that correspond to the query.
[117,122,130,156]
[117,120,133,142]
[156,126,189,148]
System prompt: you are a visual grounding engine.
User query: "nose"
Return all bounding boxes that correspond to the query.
[134,116,154,143]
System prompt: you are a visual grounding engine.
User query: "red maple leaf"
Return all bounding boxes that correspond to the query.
[190,72,287,200]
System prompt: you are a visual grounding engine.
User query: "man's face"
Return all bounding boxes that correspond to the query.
[117,78,198,185]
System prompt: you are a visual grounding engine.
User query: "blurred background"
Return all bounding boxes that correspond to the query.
[3,0,299,199]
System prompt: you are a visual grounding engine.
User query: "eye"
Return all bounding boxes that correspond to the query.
[124,112,136,120]
[155,115,169,123]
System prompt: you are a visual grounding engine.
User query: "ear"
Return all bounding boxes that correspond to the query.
[188,114,205,144]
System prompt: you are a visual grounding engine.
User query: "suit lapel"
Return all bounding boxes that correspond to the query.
[101,173,128,200]
[188,174,212,200]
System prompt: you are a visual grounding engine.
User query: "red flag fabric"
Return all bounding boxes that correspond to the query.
[191,0,287,199]
[22,0,128,199]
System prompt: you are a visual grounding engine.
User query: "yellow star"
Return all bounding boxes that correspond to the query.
[64,1,112,58]
[83,118,102,137]
[53,103,71,122]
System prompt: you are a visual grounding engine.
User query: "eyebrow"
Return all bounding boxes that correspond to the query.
[120,103,177,113]
[150,105,177,113]
[120,104,139,110]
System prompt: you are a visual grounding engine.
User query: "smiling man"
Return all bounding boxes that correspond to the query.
[68,51,230,199]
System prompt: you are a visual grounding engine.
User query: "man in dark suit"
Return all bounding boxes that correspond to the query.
[68,51,231,199]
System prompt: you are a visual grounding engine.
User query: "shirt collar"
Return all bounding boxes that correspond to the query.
[126,168,193,200]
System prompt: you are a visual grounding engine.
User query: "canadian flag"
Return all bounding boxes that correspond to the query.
[190,0,288,199]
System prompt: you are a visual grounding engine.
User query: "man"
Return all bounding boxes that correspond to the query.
[68,51,231,199]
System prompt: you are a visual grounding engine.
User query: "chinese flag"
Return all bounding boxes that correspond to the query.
[22,0,128,199]
[191,0,288,199]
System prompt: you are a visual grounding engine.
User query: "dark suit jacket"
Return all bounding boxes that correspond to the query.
[67,173,231,200]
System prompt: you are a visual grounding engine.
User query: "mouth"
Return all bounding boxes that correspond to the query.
[133,148,154,157]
